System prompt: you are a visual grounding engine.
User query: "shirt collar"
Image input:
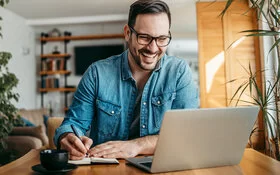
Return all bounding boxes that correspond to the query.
[122,50,132,80]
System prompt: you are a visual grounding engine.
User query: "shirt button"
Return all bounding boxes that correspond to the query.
[142,125,146,128]
[111,111,115,114]
[143,102,146,105]
[157,101,161,104]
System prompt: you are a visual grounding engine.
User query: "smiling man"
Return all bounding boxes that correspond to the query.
[54,0,198,160]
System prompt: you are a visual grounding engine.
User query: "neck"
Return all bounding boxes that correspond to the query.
[128,54,152,90]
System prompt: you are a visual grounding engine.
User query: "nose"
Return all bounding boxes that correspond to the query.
[147,39,158,52]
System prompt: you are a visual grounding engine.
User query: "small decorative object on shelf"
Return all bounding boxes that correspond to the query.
[52,46,60,54]
[48,28,62,37]
[41,32,49,38]
[64,31,71,37]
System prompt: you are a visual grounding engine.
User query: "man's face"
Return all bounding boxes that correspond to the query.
[126,13,170,71]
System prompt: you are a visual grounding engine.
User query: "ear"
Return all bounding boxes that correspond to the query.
[123,24,130,41]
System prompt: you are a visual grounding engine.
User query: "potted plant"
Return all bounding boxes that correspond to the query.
[0,0,23,160]
[220,0,280,160]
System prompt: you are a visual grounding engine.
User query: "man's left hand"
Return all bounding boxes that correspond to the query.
[88,135,158,158]
[88,140,140,158]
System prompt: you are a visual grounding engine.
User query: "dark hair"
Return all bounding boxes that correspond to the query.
[128,0,171,28]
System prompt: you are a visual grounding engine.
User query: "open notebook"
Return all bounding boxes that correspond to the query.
[69,157,119,165]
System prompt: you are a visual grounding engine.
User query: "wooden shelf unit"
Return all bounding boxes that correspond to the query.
[40,33,124,42]
[40,70,71,75]
[40,32,125,114]
[40,31,75,113]
[40,53,71,59]
[39,88,76,92]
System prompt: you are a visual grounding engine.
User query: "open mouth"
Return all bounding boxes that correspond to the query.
[141,52,157,58]
[141,51,158,60]
[141,52,157,64]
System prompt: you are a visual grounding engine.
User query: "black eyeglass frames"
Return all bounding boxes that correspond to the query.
[129,26,171,47]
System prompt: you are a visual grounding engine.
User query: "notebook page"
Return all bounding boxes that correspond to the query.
[68,157,119,165]
[68,157,91,165]
[91,157,119,164]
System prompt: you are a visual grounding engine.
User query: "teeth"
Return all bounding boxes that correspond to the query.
[142,52,156,58]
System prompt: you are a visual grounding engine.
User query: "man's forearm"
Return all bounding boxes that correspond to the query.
[132,135,159,155]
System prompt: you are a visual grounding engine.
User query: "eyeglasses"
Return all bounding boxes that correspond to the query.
[129,25,172,47]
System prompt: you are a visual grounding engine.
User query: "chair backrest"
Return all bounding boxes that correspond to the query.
[18,108,48,132]
[47,117,64,149]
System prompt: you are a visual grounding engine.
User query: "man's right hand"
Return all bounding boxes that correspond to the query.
[59,133,93,160]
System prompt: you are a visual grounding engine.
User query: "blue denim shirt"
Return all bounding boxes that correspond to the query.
[54,50,198,146]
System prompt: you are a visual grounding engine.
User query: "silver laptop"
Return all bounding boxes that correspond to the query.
[126,106,259,173]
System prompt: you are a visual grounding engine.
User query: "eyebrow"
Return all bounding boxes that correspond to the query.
[140,33,170,37]
[129,25,170,38]
[135,30,170,37]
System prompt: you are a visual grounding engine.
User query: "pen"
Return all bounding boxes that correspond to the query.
[71,124,89,157]
[71,124,81,140]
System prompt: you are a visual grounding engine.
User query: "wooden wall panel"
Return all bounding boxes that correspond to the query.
[197,1,261,107]
[223,9,260,106]
[196,5,226,108]
[196,1,264,150]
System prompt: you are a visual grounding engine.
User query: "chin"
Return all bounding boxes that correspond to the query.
[140,63,157,71]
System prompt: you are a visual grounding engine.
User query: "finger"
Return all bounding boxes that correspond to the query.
[81,136,93,150]
[88,143,114,156]
[102,151,122,158]
[65,133,88,155]
[60,135,85,157]
[69,154,86,160]
[100,147,132,159]
[69,134,88,154]
[92,145,121,157]
[88,147,103,157]
[100,148,124,158]
[102,149,137,159]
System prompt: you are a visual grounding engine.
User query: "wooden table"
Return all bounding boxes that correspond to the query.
[0,148,279,175]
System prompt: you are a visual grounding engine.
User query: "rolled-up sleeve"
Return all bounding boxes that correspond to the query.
[54,65,97,146]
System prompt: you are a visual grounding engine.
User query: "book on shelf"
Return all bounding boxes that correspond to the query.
[41,77,60,88]
[41,76,46,88]
[43,59,65,71]
[47,59,56,71]
[42,61,48,71]
[58,59,65,70]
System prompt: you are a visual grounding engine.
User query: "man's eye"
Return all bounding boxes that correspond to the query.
[158,37,168,42]
[138,35,151,41]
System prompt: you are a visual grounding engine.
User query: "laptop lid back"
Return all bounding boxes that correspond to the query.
[150,106,259,173]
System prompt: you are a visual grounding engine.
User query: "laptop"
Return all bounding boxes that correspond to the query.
[125,106,259,173]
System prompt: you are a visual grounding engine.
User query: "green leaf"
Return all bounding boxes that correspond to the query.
[268,38,280,56]
[219,0,234,17]
[242,30,280,37]
[271,5,280,25]
[0,10,21,150]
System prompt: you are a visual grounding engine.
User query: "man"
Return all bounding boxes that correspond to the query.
[54,0,198,160]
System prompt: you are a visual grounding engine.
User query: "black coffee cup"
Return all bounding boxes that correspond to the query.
[40,149,69,170]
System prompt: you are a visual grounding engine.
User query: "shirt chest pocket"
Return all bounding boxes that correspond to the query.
[96,99,121,136]
[151,92,176,128]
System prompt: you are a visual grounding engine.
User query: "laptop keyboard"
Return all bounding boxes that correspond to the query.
[140,162,152,168]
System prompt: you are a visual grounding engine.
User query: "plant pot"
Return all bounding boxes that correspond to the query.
[270,138,280,160]
[0,151,19,166]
